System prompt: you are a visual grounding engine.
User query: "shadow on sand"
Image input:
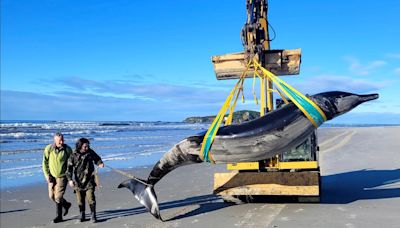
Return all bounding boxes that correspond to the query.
[321,169,400,204]
[94,169,399,222]
[96,194,232,222]
[0,208,29,214]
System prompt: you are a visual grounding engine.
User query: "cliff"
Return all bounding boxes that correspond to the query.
[183,110,260,124]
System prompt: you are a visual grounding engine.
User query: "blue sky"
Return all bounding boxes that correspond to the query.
[1,0,400,123]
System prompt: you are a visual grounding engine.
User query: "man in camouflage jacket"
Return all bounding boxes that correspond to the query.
[66,138,104,223]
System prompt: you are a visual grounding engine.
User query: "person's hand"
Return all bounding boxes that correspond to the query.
[68,180,75,188]
[46,176,54,183]
[98,163,105,168]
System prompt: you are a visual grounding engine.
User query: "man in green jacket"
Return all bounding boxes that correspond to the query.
[42,132,73,223]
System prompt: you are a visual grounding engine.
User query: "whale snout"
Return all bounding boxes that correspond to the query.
[317,91,380,119]
[359,93,379,103]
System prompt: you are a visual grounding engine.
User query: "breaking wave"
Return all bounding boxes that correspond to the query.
[0,120,207,189]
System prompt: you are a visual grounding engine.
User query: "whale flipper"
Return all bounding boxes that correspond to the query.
[118,179,162,220]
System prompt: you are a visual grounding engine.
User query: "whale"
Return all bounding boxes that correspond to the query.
[118,91,379,220]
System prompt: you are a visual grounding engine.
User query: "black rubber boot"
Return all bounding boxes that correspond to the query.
[53,203,63,223]
[79,205,86,222]
[89,204,97,223]
[62,199,72,216]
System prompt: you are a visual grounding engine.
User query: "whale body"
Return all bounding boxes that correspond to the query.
[118,91,379,220]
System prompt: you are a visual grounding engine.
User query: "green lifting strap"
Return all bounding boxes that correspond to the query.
[253,59,327,127]
[200,59,327,163]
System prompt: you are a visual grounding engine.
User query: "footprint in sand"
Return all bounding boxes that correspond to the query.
[348,214,357,219]
[280,216,289,221]
[294,208,304,213]
[191,219,199,224]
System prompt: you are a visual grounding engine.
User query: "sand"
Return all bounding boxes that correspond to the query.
[1,127,399,228]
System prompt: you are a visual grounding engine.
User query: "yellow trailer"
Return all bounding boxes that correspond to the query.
[214,131,321,202]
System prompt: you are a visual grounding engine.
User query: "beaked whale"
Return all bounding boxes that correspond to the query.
[118,91,379,220]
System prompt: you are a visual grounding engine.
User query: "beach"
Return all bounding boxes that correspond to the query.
[1,126,399,228]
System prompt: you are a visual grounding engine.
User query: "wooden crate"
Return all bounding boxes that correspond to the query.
[211,49,301,80]
[214,171,320,196]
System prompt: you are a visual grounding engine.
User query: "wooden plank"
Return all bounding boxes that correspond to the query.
[216,184,319,196]
[227,162,259,170]
[211,49,301,80]
[214,171,320,196]
[278,161,319,170]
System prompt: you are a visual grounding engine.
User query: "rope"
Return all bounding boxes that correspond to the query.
[94,166,100,189]
[105,165,151,186]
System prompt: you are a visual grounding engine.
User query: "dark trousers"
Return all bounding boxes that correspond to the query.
[76,188,96,207]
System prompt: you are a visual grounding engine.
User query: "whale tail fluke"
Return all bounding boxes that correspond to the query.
[118,179,162,221]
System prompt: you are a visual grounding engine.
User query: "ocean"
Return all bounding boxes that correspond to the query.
[1,120,397,190]
[0,120,209,189]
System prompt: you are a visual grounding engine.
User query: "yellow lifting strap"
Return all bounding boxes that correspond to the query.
[199,61,251,162]
[200,58,327,163]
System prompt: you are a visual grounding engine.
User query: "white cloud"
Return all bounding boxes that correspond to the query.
[38,76,233,104]
[1,90,224,121]
[343,56,386,76]
[386,53,400,59]
[290,75,383,95]
[394,68,400,75]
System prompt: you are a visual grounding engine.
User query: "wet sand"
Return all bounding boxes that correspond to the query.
[1,127,399,228]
